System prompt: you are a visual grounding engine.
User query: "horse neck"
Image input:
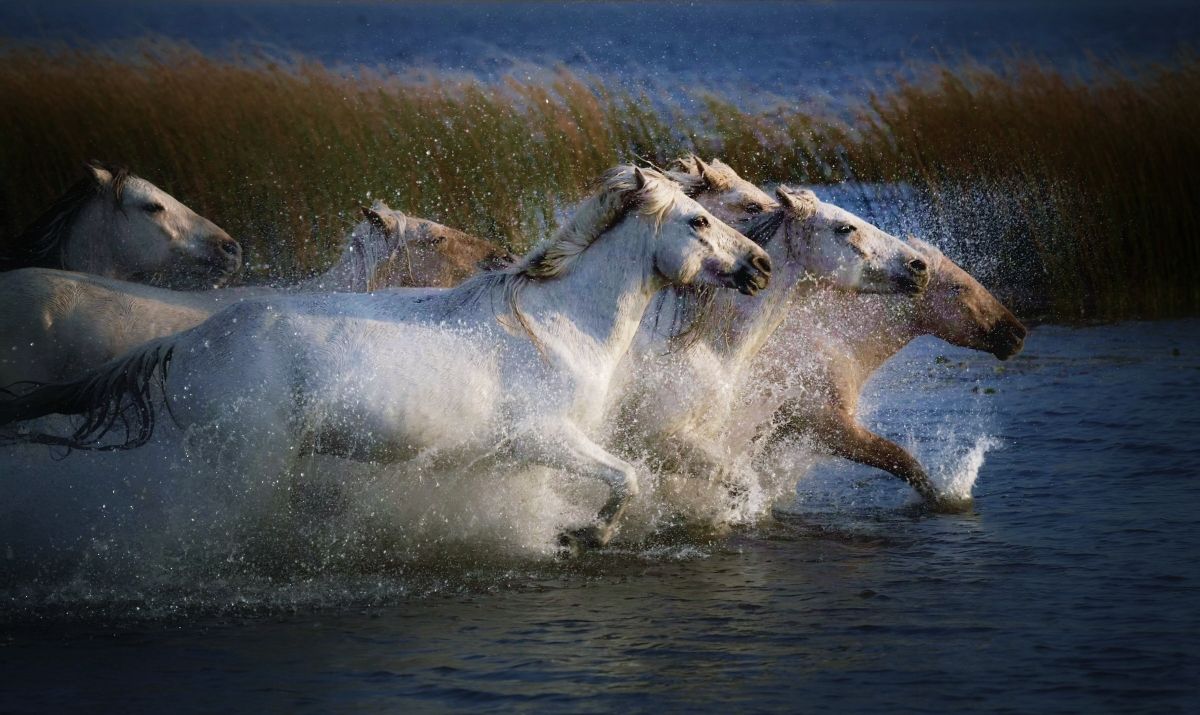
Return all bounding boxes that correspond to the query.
[61,203,120,277]
[294,227,396,292]
[656,220,812,371]
[797,287,920,377]
[517,221,662,368]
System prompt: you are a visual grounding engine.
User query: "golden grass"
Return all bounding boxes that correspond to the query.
[2,43,1197,320]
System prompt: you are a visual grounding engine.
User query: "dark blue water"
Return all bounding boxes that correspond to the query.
[3,1,1199,104]
[2,320,1198,712]
[3,2,1199,711]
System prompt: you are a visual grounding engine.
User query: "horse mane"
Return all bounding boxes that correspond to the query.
[354,201,408,291]
[448,166,681,354]
[516,165,678,280]
[0,339,174,452]
[1,162,132,271]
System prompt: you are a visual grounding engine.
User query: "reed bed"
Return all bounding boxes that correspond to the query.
[1,43,1196,320]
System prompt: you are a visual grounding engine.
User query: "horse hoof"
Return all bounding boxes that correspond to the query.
[557,525,610,556]
[928,494,974,514]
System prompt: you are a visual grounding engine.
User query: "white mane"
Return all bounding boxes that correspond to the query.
[515,165,680,280]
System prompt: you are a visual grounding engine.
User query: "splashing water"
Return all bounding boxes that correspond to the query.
[928,434,1003,503]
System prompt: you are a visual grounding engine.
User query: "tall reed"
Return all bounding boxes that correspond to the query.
[2,43,1196,320]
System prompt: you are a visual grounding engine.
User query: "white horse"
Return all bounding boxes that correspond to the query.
[0,166,772,550]
[748,236,1025,498]
[665,156,776,224]
[2,162,241,287]
[612,180,931,496]
[0,203,507,386]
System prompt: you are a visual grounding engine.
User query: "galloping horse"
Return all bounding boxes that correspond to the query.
[2,162,241,286]
[0,166,771,550]
[750,236,1025,493]
[613,165,932,498]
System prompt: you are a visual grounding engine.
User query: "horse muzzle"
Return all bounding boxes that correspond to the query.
[896,257,930,295]
[205,233,243,276]
[986,319,1028,360]
[731,254,772,296]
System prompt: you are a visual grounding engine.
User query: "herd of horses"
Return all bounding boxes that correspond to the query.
[0,157,1026,553]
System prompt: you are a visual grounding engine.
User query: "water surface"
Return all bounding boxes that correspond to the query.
[3,320,1197,712]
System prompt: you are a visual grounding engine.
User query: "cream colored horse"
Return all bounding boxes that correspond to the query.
[749,237,1026,497]
[2,162,241,287]
[0,203,507,386]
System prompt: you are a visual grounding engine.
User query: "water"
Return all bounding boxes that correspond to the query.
[2,320,1198,712]
[3,1,1199,105]
[3,2,1200,710]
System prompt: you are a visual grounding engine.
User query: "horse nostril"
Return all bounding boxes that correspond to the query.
[220,238,241,257]
[751,254,772,275]
[908,258,927,275]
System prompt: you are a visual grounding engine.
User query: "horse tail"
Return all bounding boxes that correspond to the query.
[0,338,176,451]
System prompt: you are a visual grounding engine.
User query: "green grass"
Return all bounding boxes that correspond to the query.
[2,42,1197,321]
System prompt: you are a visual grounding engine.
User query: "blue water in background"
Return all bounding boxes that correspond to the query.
[2,2,1200,712]
[4,1,1200,105]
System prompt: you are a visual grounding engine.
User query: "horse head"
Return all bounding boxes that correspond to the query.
[368,212,513,289]
[668,155,777,226]
[73,161,240,286]
[631,166,772,295]
[908,236,1027,360]
[766,185,929,295]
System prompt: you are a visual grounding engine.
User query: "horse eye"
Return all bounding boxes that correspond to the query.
[950,284,968,294]
[689,215,709,229]
[743,203,763,215]
[143,202,165,214]
[835,224,855,234]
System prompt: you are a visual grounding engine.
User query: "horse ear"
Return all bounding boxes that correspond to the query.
[775,185,818,219]
[84,160,113,187]
[633,166,648,190]
[361,205,399,236]
[673,154,699,175]
[693,157,712,185]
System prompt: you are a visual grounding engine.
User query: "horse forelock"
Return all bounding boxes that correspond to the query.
[2,163,134,270]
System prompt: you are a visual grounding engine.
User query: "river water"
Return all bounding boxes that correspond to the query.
[3,1,1200,711]
[2,319,1198,712]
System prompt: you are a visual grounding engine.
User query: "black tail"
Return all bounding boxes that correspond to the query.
[0,340,175,451]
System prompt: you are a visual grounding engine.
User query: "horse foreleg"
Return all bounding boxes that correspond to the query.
[513,421,640,551]
[816,414,937,501]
